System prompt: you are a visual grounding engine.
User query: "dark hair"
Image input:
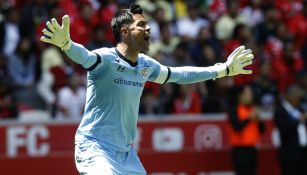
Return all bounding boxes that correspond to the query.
[111,4,143,43]
[232,23,246,39]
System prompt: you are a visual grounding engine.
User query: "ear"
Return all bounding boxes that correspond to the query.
[120,27,129,37]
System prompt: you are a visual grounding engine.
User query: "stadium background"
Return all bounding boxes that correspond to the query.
[0,0,306,174]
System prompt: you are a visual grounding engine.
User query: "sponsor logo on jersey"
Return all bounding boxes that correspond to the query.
[114,77,143,87]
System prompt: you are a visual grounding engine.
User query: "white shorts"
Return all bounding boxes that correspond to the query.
[75,140,146,175]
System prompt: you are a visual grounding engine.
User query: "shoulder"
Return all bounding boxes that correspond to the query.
[138,53,160,66]
[92,47,117,60]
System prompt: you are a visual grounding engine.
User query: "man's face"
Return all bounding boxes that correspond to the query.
[126,14,151,52]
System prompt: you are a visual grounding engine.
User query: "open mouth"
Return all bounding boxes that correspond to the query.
[144,36,150,43]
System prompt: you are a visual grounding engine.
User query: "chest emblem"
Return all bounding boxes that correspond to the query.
[141,67,149,78]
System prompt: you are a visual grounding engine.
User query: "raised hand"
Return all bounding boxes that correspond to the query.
[226,46,254,76]
[40,15,71,50]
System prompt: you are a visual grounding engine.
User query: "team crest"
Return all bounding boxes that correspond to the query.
[141,68,148,78]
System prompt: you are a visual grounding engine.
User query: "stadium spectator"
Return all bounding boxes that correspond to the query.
[172,0,188,19]
[20,0,49,39]
[70,1,97,45]
[85,24,113,51]
[167,42,195,67]
[139,88,159,115]
[189,26,221,64]
[198,45,220,70]
[0,6,21,56]
[250,61,277,117]
[275,0,303,22]
[215,0,248,41]
[36,46,66,115]
[95,0,118,44]
[7,37,45,111]
[136,0,173,23]
[271,41,304,92]
[177,3,209,42]
[297,70,307,112]
[200,0,226,22]
[34,1,66,52]
[148,22,180,62]
[7,37,37,88]
[264,22,289,61]
[147,7,167,42]
[274,84,307,175]
[254,7,279,45]
[224,24,254,55]
[197,45,228,113]
[241,0,264,27]
[157,83,175,114]
[228,85,265,175]
[286,0,307,49]
[172,84,202,114]
[140,0,174,42]
[55,72,86,121]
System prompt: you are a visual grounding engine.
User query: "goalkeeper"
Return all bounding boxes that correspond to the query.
[41,4,254,175]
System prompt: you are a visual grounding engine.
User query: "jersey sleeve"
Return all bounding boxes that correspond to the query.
[145,55,219,84]
[147,57,170,84]
[64,42,107,71]
[166,66,218,84]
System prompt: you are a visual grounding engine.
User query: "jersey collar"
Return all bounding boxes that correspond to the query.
[115,48,138,67]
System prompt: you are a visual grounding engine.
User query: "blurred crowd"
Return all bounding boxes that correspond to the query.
[0,0,307,121]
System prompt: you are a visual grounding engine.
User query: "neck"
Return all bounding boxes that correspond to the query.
[116,43,139,63]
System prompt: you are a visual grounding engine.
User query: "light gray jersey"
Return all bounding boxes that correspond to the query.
[75,47,167,152]
[65,42,217,152]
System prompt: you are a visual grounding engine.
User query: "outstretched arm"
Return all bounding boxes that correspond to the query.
[40,15,100,70]
[150,46,254,84]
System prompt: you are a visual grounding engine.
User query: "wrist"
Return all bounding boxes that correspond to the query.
[61,39,71,51]
[214,63,228,78]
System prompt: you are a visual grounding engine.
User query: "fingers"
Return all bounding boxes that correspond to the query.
[241,49,252,57]
[241,69,253,74]
[40,36,53,44]
[242,60,253,67]
[241,53,254,62]
[62,15,70,34]
[42,28,53,37]
[51,18,61,31]
[239,48,254,63]
[46,21,56,33]
[230,45,245,59]
[240,49,253,74]
[44,16,70,34]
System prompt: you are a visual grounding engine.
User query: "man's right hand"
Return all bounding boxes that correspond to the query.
[40,15,71,50]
